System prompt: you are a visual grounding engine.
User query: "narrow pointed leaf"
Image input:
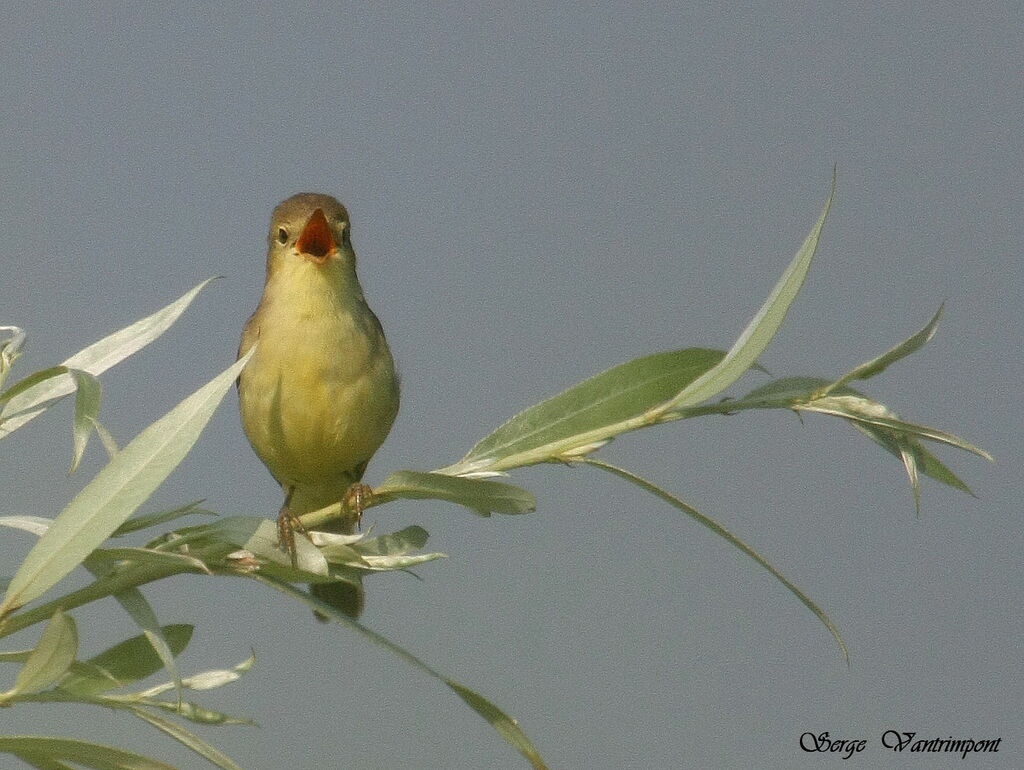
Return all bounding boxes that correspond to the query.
[14,753,76,769]
[113,501,215,537]
[453,349,725,472]
[899,442,922,516]
[815,303,945,398]
[0,278,216,440]
[659,177,835,414]
[0,516,52,537]
[129,707,246,770]
[0,366,69,405]
[377,470,536,515]
[0,351,252,617]
[252,573,550,770]
[851,422,976,496]
[798,395,992,459]
[360,551,447,570]
[58,625,193,696]
[581,458,849,663]
[0,737,178,770]
[82,566,185,698]
[137,697,255,726]
[69,369,102,473]
[138,652,256,697]
[9,611,78,696]
[91,418,120,458]
[87,547,212,575]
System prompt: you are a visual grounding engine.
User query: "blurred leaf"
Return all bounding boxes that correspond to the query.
[359,551,447,571]
[0,351,253,617]
[138,652,256,697]
[113,501,215,537]
[253,573,549,770]
[451,348,725,473]
[185,516,329,579]
[87,547,212,575]
[68,369,103,474]
[0,516,52,537]
[0,736,178,769]
[7,612,78,698]
[352,526,430,557]
[0,278,216,440]
[137,697,255,726]
[91,418,120,458]
[129,707,246,770]
[0,326,26,392]
[814,303,944,398]
[659,175,835,414]
[0,366,70,405]
[84,563,185,699]
[58,625,193,696]
[377,470,536,516]
[581,458,849,664]
[315,527,446,570]
[12,752,76,769]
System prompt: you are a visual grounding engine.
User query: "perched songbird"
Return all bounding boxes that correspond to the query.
[238,193,400,618]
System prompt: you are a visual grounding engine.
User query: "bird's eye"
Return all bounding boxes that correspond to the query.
[276,227,289,244]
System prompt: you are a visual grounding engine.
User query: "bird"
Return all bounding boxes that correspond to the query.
[238,193,400,618]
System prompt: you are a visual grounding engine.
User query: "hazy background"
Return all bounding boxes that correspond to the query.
[1,4,1020,768]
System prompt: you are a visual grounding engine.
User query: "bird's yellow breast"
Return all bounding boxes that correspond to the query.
[238,264,399,503]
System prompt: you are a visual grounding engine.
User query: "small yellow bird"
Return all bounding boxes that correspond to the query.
[238,193,400,618]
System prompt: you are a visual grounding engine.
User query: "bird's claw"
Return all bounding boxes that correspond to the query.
[342,482,374,531]
[277,503,309,569]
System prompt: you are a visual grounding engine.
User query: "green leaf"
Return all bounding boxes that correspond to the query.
[359,550,447,571]
[815,303,945,398]
[580,458,849,664]
[851,421,976,497]
[82,561,186,699]
[252,573,550,770]
[58,624,193,696]
[135,697,255,726]
[0,366,69,405]
[659,175,835,414]
[0,278,216,440]
[68,369,103,474]
[87,547,212,575]
[6,611,79,697]
[0,326,26,392]
[91,418,120,458]
[13,752,76,769]
[137,652,256,697]
[129,707,246,770]
[377,470,536,516]
[797,395,992,460]
[182,516,329,579]
[113,501,215,537]
[450,348,725,473]
[352,526,430,556]
[0,516,53,537]
[0,736,178,770]
[0,350,253,618]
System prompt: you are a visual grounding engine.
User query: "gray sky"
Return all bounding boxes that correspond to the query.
[1,3,1020,769]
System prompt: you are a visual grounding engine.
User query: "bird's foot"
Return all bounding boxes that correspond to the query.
[277,502,309,569]
[342,482,374,531]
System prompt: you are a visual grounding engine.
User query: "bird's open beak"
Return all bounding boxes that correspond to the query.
[296,208,338,264]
